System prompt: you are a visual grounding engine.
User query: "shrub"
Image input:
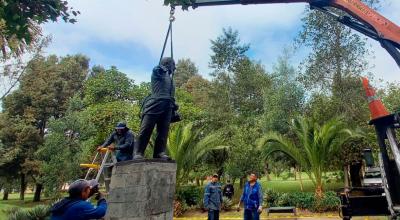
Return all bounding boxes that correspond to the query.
[222,197,233,211]
[7,205,50,220]
[196,199,206,211]
[276,193,292,206]
[176,185,203,206]
[312,191,340,212]
[173,199,189,217]
[289,192,315,209]
[263,190,340,212]
[263,189,281,207]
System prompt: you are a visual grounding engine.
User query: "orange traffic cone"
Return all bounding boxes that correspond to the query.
[361,77,389,120]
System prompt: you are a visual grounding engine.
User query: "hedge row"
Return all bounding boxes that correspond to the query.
[175,186,341,212]
[263,189,340,212]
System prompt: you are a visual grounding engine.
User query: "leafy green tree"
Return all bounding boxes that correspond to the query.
[175,88,205,123]
[296,1,381,127]
[296,5,379,182]
[263,51,305,133]
[133,82,151,105]
[174,58,199,88]
[224,124,264,187]
[0,114,42,200]
[0,0,78,58]
[0,36,50,100]
[207,28,269,127]
[164,0,193,8]
[79,101,140,146]
[89,65,106,77]
[204,28,271,179]
[209,27,249,72]
[79,66,141,145]
[382,82,400,113]
[167,123,227,184]
[0,54,89,201]
[83,66,135,105]
[258,117,361,197]
[36,112,96,197]
[36,67,143,197]
[231,58,270,118]
[183,75,210,109]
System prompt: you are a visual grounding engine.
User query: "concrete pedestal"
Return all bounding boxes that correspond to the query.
[105,160,177,220]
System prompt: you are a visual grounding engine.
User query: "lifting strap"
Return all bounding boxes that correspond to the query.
[159,6,175,63]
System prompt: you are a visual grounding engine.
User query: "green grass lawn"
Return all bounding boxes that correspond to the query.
[0,174,344,219]
[0,193,50,220]
[227,174,344,203]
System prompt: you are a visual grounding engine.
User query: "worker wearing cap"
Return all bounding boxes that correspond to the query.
[50,179,107,220]
[99,122,134,162]
[204,174,223,220]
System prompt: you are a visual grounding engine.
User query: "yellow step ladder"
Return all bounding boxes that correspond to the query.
[80,146,117,191]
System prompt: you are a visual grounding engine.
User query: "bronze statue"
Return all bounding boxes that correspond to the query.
[133,57,179,160]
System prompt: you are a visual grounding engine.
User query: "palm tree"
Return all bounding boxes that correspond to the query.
[257,117,361,198]
[168,123,228,184]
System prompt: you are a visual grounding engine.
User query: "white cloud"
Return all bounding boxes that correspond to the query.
[43,0,400,83]
[365,1,400,84]
[44,0,305,79]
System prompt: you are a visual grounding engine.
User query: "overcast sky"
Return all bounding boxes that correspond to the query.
[43,0,400,84]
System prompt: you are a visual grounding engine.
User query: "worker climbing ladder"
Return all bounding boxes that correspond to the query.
[80,147,117,192]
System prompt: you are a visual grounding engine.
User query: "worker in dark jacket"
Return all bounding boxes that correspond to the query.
[50,179,107,220]
[134,57,178,160]
[237,172,263,220]
[204,174,223,220]
[223,180,234,199]
[99,122,134,162]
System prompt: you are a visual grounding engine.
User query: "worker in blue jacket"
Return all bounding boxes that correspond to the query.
[237,172,263,220]
[50,179,107,220]
[99,122,134,162]
[204,174,223,220]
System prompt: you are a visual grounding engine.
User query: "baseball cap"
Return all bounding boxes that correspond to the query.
[68,179,99,198]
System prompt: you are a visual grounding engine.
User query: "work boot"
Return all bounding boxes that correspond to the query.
[154,152,171,161]
[133,153,145,160]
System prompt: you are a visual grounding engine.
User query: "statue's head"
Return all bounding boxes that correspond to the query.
[160,57,176,74]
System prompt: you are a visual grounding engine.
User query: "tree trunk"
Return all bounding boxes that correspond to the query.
[195,178,200,186]
[20,173,26,200]
[239,177,246,188]
[343,165,350,190]
[2,188,9,200]
[217,168,224,178]
[33,183,43,202]
[315,184,323,199]
[264,161,271,181]
[350,162,362,187]
[274,168,280,178]
[297,166,304,192]
[294,167,297,181]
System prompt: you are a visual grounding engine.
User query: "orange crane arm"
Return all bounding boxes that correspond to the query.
[190,0,400,45]
[330,0,400,46]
